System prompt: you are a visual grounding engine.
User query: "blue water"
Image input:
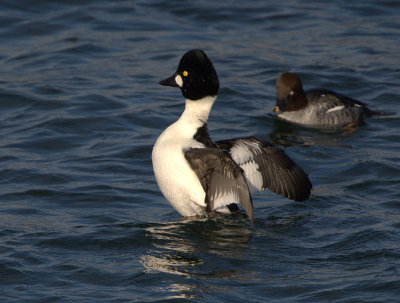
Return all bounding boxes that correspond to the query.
[1,1,400,302]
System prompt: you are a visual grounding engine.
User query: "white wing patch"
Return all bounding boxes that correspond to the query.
[240,161,263,192]
[212,190,239,211]
[229,140,264,192]
[326,105,345,113]
[230,140,261,163]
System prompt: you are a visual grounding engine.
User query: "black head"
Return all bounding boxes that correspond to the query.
[274,72,308,112]
[159,49,219,100]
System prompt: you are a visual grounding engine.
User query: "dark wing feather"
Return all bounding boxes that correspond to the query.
[307,89,371,120]
[184,148,253,221]
[216,137,312,201]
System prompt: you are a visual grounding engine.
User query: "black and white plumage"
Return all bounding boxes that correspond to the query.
[152,50,312,222]
[185,148,253,219]
[215,137,311,201]
[273,72,381,127]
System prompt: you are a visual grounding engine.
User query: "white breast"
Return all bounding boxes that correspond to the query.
[152,96,220,216]
[152,122,207,217]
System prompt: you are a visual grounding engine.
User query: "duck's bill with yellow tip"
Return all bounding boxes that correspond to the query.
[273,102,288,113]
[272,105,280,112]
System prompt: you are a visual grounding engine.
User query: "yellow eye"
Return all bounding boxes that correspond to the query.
[289,90,294,95]
[183,70,188,77]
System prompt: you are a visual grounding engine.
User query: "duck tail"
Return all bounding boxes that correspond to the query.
[366,108,395,117]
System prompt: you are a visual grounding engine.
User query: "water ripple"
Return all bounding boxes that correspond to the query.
[0,0,400,302]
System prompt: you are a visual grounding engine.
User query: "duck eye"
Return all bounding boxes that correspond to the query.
[289,90,294,96]
[182,70,189,77]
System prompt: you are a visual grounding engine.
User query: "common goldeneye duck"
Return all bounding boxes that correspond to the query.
[273,72,378,127]
[152,50,312,222]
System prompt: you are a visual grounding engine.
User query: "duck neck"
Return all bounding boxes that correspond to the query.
[296,92,308,110]
[179,95,216,126]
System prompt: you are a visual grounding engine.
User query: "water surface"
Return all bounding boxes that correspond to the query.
[1,1,400,302]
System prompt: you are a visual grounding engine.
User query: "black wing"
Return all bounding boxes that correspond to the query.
[184,148,254,222]
[216,137,312,201]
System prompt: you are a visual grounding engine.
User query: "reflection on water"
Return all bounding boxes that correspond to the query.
[269,118,355,148]
[140,217,252,275]
[139,212,317,300]
[139,217,254,299]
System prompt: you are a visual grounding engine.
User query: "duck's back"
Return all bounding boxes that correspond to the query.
[278,89,370,127]
[307,89,370,126]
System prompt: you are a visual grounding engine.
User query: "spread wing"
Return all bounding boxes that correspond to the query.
[184,148,253,222]
[215,137,312,201]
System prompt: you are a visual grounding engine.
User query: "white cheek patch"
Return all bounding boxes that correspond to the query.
[175,75,183,87]
[326,105,345,113]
